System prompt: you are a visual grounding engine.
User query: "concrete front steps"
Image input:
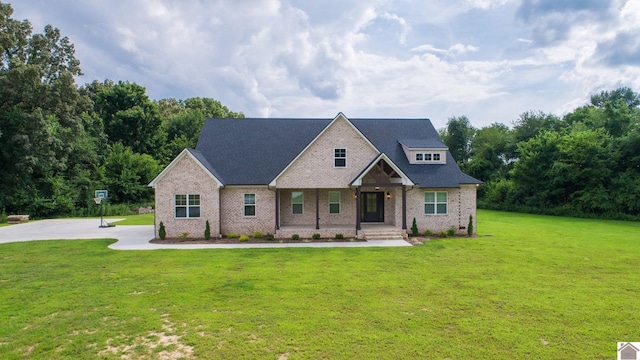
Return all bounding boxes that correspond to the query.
[360,229,407,241]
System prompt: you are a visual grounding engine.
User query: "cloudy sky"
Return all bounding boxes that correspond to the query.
[10,0,640,128]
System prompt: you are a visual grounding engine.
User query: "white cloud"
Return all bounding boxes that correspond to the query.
[7,0,640,128]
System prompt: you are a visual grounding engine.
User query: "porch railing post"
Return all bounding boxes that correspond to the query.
[356,187,361,231]
[315,188,320,230]
[275,188,280,231]
[402,185,407,230]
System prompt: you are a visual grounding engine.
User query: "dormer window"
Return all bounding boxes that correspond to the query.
[335,148,346,167]
[399,139,448,165]
[414,152,441,163]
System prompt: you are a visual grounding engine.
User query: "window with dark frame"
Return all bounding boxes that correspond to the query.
[244,193,256,217]
[334,148,346,167]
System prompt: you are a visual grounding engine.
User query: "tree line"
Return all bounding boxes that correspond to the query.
[441,87,640,220]
[2,2,638,221]
[0,2,242,218]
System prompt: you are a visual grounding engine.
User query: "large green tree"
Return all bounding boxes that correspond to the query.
[91,80,163,156]
[0,2,99,216]
[441,115,475,169]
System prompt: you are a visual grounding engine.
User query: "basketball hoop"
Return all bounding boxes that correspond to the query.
[94,197,103,205]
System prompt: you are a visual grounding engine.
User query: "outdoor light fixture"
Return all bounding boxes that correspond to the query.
[386,192,391,199]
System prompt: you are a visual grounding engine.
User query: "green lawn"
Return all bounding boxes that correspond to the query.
[107,212,154,225]
[0,210,638,359]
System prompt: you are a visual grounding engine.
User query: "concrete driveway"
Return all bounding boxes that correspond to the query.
[0,219,412,250]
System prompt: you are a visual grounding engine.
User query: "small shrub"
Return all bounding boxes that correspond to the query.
[204,220,211,240]
[335,233,344,239]
[179,232,190,239]
[439,231,448,238]
[291,234,300,241]
[253,231,264,239]
[468,215,474,237]
[158,221,166,239]
[227,232,238,239]
[447,227,456,236]
[239,234,249,242]
[424,229,433,236]
[312,233,321,240]
[266,233,275,241]
[411,218,419,236]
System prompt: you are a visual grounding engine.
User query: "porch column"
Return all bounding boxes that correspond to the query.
[315,188,320,230]
[402,185,407,230]
[275,189,280,231]
[356,187,361,231]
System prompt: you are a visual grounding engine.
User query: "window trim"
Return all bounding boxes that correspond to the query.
[334,148,347,168]
[424,191,448,215]
[243,193,256,217]
[292,191,304,215]
[175,194,200,218]
[328,191,340,214]
[414,152,443,163]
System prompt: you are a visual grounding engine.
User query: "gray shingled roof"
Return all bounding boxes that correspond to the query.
[196,118,331,185]
[398,139,448,149]
[195,117,482,188]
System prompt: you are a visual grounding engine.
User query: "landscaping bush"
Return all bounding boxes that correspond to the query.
[468,215,473,237]
[447,227,456,236]
[204,220,211,240]
[439,231,448,238]
[291,234,300,240]
[312,233,321,240]
[335,233,344,239]
[239,235,249,242]
[158,221,166,239]
[266,233,275,241]
[179,232,190,239]
[227,232,238,239]
[411,218,419,236]
[424,229,433,236]
[253,231,264,239]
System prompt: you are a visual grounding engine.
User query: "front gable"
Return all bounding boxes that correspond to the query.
[148,149,223,188]
[271,113,379,188]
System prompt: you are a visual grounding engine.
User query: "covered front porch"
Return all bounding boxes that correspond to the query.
[273,155,413,239]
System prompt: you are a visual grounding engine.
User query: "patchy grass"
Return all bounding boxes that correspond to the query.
[0,210,639,359]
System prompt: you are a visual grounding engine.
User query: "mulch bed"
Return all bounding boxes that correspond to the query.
[150,237,365,244]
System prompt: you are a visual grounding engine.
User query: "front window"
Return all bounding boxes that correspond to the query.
[292,191,304,214]
[244,194,256,217]
[175,194,200,218]
[329,191,340,214]
[335,148,346,167]
[433,153,441,161]
[424,191,447,215]
[416,153,423,161]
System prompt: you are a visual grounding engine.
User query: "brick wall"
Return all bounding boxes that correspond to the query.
[279,188,357,226]
[275,116,378,188]
[154,155,220,239]
[404,185,477,235]
[220,186,276,236]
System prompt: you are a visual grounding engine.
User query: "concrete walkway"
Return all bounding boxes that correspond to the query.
[0,219,413,250]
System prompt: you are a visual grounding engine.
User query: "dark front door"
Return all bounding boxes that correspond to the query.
[361,192,384,222]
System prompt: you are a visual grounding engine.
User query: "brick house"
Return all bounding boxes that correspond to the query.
[148,113,482,239]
